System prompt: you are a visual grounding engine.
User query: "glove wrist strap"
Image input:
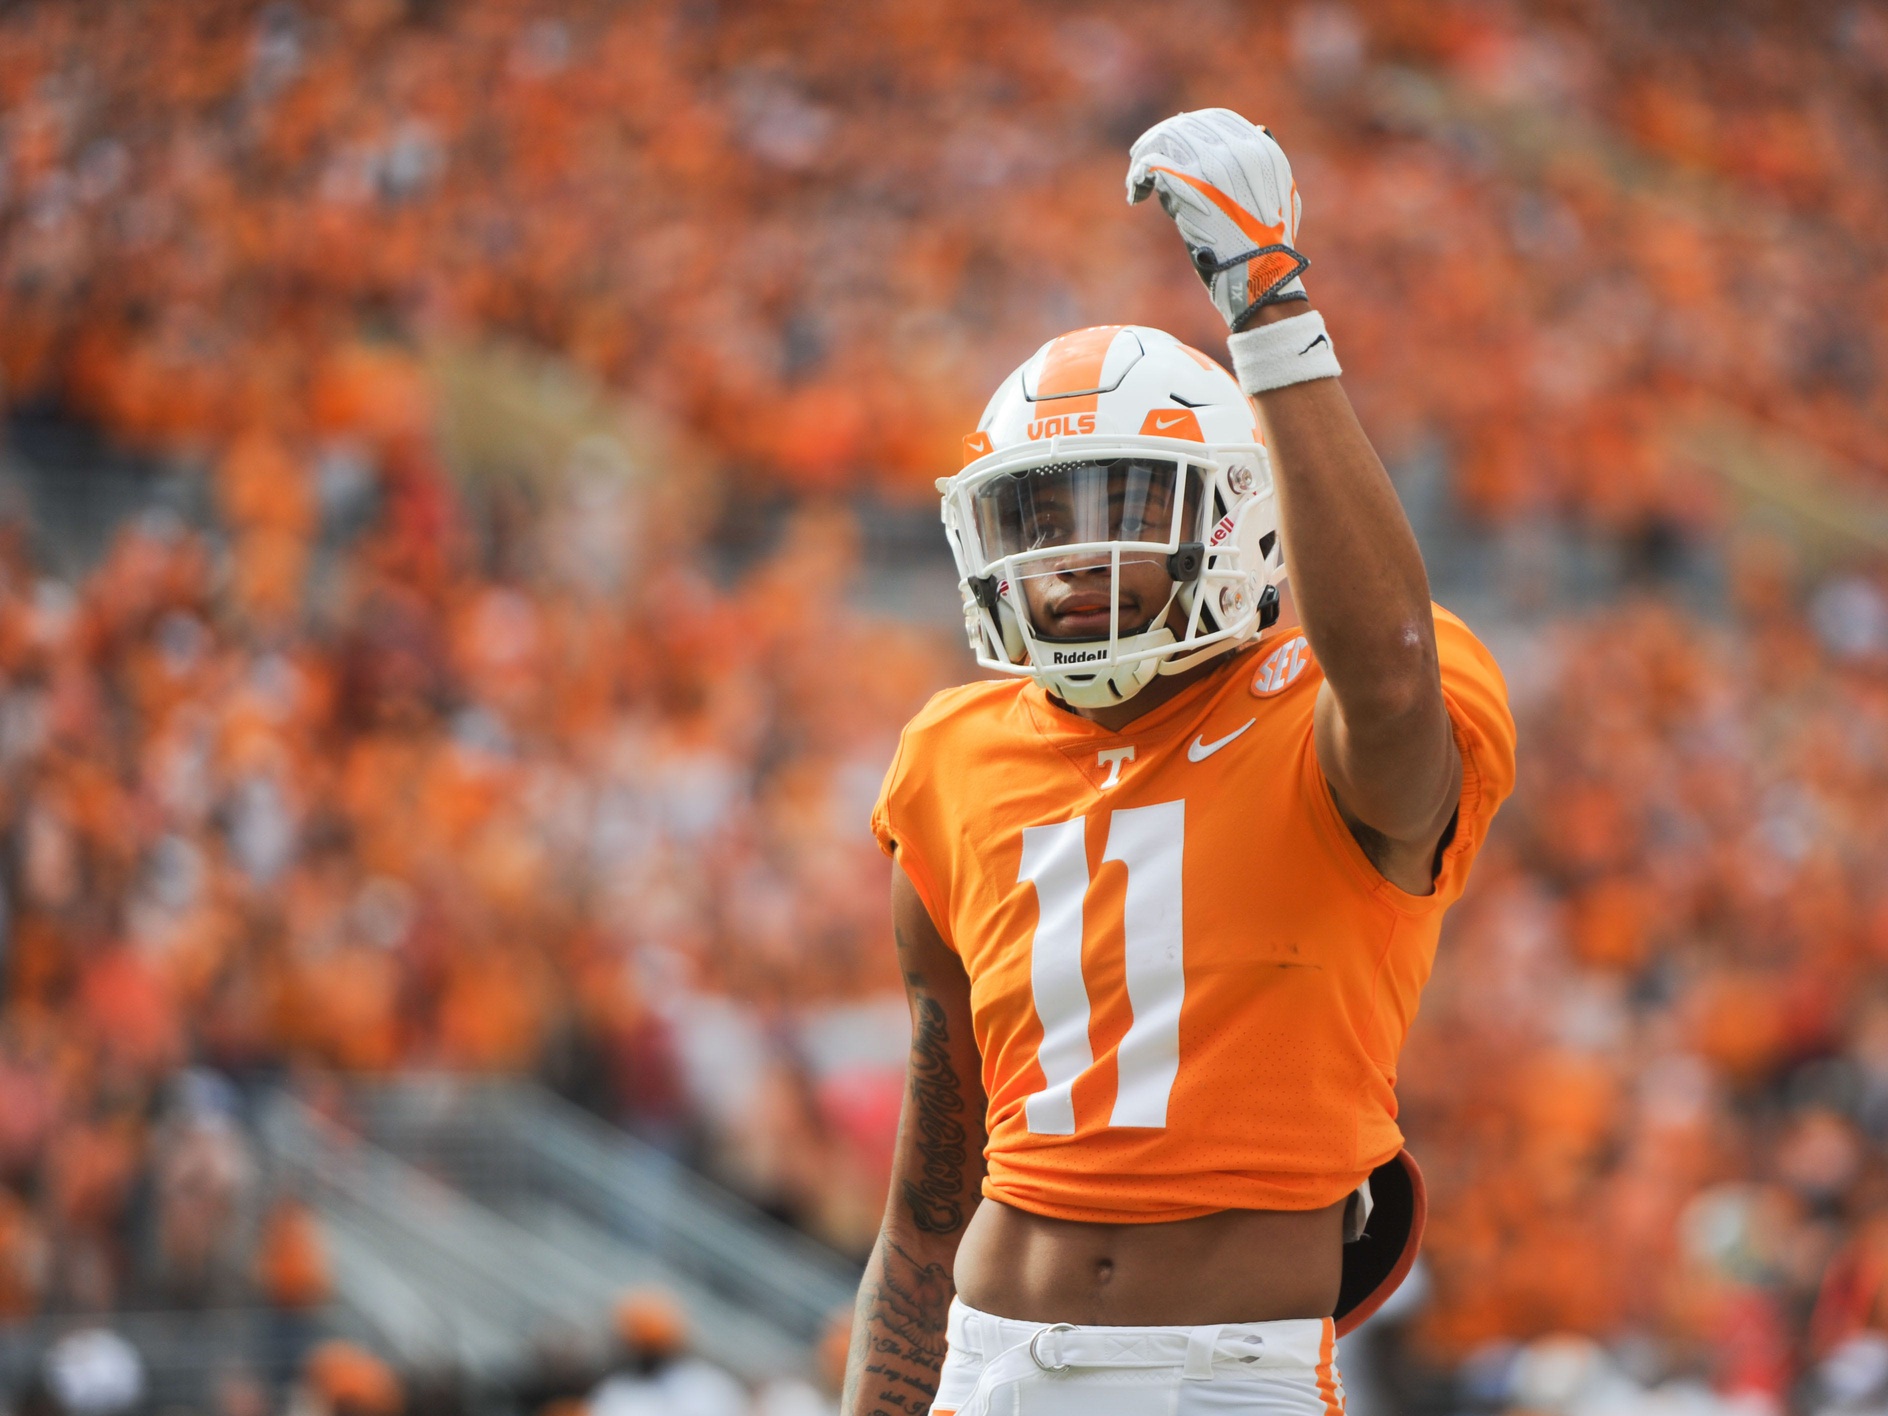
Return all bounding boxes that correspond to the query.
[1226,310,1342,394]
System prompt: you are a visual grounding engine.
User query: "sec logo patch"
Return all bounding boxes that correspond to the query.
[1252,635,1313,697]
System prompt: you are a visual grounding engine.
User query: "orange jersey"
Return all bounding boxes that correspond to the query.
[872,607,1515,1223]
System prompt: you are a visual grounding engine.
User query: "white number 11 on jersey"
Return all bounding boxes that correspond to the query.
[1016,800,1186,1134]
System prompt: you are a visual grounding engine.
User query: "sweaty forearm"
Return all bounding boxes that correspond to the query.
[843,1229,957,1416]
[1127,112,1441,736]
[1245,307,1458,840]
[1254,366,1438,722]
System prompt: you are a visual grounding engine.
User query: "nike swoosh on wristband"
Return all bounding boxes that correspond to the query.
[1187,719,1256,762]
[1300,333,1329,355]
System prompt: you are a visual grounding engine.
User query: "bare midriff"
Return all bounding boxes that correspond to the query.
[952,1195,1348,1327]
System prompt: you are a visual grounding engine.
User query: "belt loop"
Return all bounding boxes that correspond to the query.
[973,1310,997,1360]
[1183,1324,1222,1380]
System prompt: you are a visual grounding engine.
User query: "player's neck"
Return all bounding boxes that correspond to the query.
[1050,654,1231,733]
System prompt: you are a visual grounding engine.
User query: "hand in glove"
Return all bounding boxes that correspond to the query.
[1128,109,1308,332]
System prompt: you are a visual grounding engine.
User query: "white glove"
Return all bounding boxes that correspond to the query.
[1127,109,1308,331]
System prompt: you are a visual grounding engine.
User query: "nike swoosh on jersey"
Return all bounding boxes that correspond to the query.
[1153,413,1188,429]
[1187,719,1256,762]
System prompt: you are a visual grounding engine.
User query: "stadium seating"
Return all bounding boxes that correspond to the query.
[1,1,1887,1413]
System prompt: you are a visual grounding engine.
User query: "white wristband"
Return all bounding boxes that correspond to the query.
[1226,310,1342,394]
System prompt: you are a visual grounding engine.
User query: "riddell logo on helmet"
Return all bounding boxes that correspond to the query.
[1052,648,1106,664]
[1027,413,1097,439]
[1208,514,1235,546]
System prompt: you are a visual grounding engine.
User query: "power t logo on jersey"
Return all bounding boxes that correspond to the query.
[1095,746,1135,790]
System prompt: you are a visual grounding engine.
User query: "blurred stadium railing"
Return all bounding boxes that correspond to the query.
[262,1079,856,1383]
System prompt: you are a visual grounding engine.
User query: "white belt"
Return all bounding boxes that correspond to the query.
[947,1301,1325,1416]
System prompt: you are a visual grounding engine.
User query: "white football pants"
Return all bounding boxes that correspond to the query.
[934,1299,1347,1416]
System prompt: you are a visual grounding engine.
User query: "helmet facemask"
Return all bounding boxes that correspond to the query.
[943,448,1281,708]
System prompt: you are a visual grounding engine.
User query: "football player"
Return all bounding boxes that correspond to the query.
[843,110,1515,1416]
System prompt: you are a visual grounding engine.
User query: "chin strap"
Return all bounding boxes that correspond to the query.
[1042,629,1172,708]
[972,549,1277,706]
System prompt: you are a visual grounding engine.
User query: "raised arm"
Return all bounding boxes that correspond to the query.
[1248,314,1461,889]
[842,865,988,1416]
[1128,109,1459,892]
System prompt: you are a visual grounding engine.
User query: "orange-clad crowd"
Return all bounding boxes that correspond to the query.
[0,473,957,1289]
[3,0,1888,1412]
[5,0,1888,524]
[1403,561,1888,1412]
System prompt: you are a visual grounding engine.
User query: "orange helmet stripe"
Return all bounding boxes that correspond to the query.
[1032,325,1125,411]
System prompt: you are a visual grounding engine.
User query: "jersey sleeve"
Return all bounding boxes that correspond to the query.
[870,709,957,951]
[1430,606,1517,908]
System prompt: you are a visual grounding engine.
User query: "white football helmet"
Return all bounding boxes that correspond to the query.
[939,325,1283,708]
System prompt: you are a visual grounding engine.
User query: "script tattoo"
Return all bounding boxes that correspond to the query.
[901,996,969,1234]
[844,1238,951,1416]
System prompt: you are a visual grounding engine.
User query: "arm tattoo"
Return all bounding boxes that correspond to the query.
[901,996,970,1234]
[844,1238,952,1416]
[843,913,980,1416]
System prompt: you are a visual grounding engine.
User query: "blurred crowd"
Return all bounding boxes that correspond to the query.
[0,411,941,1403]
[2,1288,847,1416]
[0,423,948,1310]
[1,0,1887,1413]
[2,0,1888,525]
[1396,552,1888,1415]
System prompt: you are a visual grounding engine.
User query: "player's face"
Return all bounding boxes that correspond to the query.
[972,460,1201,642]
[1018,540,1182,642]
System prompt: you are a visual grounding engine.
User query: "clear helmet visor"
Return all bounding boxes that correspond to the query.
[960,459,1207,642]
[968,458,1203,561]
